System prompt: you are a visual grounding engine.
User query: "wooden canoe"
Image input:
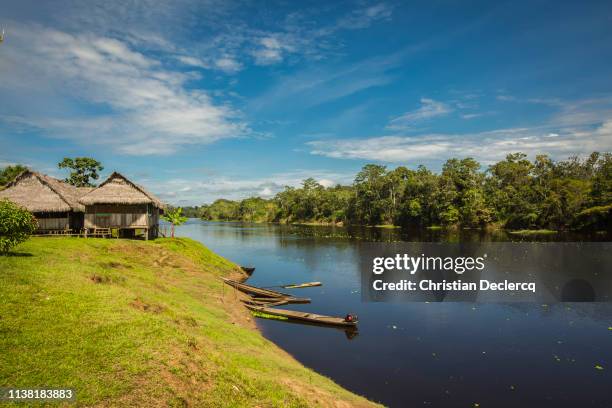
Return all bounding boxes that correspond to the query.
[244,304,358,327]
[282,281,322,289]
[223,278,289,298]
[222,278,311,303]
[250,296,311,304]
[242,298,289,307]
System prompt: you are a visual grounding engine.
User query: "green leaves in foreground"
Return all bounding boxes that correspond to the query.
[0,199,37,254]
[161,207,188,238]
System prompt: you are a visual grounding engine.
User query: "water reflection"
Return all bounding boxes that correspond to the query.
[174,220,611,408]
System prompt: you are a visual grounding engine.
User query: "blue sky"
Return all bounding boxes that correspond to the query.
[1,0,611,204]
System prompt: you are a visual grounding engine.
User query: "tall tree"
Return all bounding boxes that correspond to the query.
[351,164,388,225]
[58,157,104,187]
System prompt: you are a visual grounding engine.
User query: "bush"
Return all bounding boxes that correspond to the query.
[572,204,612,231]
[0,199,37,254]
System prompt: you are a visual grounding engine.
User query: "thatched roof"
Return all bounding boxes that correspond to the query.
[0,171,87,213]
[79,172,165,208]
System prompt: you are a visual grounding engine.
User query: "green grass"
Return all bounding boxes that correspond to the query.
[0,237,377,407]
[508,229,558,235]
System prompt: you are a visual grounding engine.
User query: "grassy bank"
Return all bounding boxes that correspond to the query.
[0,238,377,407]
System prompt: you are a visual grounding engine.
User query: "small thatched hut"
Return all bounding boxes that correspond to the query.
[79,172,165,239]
[0,171,90,231]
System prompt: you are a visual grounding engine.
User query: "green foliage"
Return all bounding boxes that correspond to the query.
[179,206,203,218]
[200,199,241,221]
[194,152,611,230]
[161,207,188,238]
[572,204,612,230]
[0,199,37,254]
[0,164,28,188]
[58,157,104,187]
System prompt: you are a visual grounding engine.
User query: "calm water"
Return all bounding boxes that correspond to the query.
[175,220,611,408]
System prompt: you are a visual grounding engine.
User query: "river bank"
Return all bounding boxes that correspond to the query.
[0,237,378,407]
[197,218,604,235]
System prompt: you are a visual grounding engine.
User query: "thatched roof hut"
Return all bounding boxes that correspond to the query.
[79,172,164,208]
[0,170,87,213]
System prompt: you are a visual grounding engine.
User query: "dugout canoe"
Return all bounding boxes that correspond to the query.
[244,304,358,327]
[223,277,289,298]
[282,281,322,289]
[222,278,311,303]
[242,298,289,307]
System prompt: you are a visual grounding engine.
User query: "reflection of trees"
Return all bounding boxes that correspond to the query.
[179,221,611,306]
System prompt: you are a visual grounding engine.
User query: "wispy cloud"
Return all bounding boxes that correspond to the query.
[249,47,422,111]
[386,98,453,130]
[251,36,295,65]
[308,98,612,164]
[172,2,396,71]
[148,169,354,204]
[335,3,394,30]
[308,124,612,164]
[0,24,248,155]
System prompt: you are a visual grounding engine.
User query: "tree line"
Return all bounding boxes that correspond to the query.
[183,152,611,231]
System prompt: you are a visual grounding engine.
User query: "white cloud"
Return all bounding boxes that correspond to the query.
[201,2,395,69]
[176,55,209,68]
[317,178,336,187]
[307,120,612,164]
[0,24,248,155]
[251,36,293,65]
[148,169,352,205]
[461,113,485,119]
[336,3,394,29]
[259,187,274,197]
[387,98,453,130]
[214,57,242,73]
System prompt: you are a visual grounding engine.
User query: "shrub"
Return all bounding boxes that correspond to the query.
[0,199,37,254]
[572,204,612,231]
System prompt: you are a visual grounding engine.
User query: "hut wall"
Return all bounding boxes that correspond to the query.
[84,204,149,229]
[34,212,70,230]
[147,206,161,239]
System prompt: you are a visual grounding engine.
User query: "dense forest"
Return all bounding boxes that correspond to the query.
[182,153,612,231]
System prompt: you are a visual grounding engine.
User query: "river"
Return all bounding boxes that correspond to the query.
[174,219,611,408]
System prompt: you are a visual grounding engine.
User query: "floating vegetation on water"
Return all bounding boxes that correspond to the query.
[509,229,558,235]
[251,310,289,321]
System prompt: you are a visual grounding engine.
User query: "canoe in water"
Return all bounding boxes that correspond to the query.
[282,281,322,289]
[244,304,358,327]
[222,278,311,303]
[222,277,289,298]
